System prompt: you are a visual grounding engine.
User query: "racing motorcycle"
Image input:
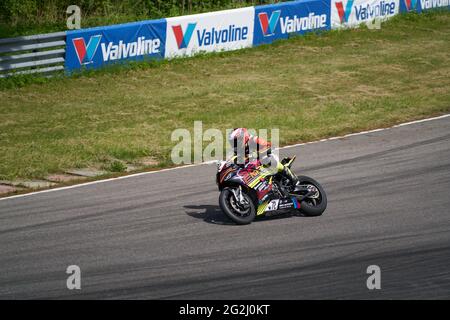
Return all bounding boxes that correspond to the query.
[216,155,327,224]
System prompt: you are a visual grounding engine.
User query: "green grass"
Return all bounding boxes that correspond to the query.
[1,11,450,181]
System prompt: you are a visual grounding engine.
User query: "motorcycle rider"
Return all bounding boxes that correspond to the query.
[228,127,299,186]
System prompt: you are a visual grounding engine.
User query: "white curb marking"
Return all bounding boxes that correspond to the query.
[1,113,449,202]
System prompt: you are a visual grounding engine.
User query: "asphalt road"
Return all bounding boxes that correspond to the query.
[1,116,450,299]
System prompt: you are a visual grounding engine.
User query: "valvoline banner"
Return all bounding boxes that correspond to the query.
[331,0,400,28]
[64,0,448,73]
[165,7,254,58]
[253,0,331,46]
[399,0,449,13]
[65,18,166,72]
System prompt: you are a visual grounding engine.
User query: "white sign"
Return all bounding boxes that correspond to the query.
[165,7,254,58]
[331,0,400,29]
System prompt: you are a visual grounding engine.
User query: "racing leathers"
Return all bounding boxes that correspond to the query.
[228,128,298,186]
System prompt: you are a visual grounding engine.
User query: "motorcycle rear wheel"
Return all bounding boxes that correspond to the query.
[219,187,256,225]
[295,175,327,217]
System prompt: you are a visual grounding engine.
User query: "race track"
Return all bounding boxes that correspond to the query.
[1,115,450,299]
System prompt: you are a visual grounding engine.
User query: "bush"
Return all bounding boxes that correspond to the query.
[0,0,37,24]
[0,0,282,26]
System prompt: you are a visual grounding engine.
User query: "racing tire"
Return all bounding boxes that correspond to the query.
[296,175,327,217]
[219,187,256,225]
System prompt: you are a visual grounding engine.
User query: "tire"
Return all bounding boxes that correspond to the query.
[219,187,256,225]
[296,175,327,217]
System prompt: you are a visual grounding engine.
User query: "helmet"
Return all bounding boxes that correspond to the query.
[228,128,250,149]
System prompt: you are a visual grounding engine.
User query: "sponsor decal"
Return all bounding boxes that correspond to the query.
[172,23,196,49]
[73,35,160,65]
[420,0,449,9]
[280,12,328,33]
[404,0,418,10]
[336,0,355,23]
[73,35,102,65]
[253,2,330,46]
[172,23,249,47]
[165,8,254,57]
[258,10,281,36]
[197,24,249,46]
[291,196,300,209]
[100,37,160,62]
[332,0,399,28]
[66,19,166,71]
[258,10,327,35]
[266,199,279,211]
[277,199,295,209]
[354,1,397,21]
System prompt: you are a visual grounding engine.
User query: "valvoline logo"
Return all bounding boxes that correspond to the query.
[171,22,249,49]
[72,34,161,65]
[73,35,102,65]
[420,0,449,9]
[66,19,166,71]
[253,4,329,45]
[172,23,197,49]
[404,0,418,10]
[258,10,281,36]
[334,0,397,24]
[335,0,355,23]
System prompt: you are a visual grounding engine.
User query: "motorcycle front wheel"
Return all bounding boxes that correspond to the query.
[219,187,256,225]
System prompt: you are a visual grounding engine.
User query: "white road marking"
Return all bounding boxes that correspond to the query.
[1,113,450,201]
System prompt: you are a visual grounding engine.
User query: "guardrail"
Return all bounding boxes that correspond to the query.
[0,31,66,78]
[0,0,448,77]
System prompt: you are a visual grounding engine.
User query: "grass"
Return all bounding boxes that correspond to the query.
[1,11,450,181]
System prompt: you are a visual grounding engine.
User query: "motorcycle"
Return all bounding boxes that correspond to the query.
[216,155,327,224]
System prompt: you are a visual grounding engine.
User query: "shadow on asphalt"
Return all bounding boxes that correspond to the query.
[184,204,302,226]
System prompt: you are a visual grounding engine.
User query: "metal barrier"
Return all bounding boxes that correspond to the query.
[0,31,66,78]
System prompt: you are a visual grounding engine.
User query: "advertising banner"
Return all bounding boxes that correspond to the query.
[331,0,400,28]
[399,0,449,13]
[165,7,254,58]
[65,19,166,72]
[253,0,331,46]
[64,0,448,73]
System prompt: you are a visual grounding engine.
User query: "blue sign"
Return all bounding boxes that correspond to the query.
[253,0,331,46]
[65,18,167,72]
[399,0,450,13]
